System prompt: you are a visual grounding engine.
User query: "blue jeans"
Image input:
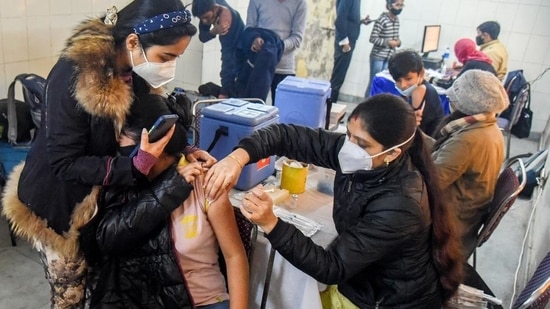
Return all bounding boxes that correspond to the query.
[197,300,229,309]
[365,58,388,97]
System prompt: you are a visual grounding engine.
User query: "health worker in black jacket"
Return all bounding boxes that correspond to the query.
[204,94,464,308]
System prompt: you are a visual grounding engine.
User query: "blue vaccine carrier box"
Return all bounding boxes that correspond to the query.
[199,99,279,190]
[274,76,331,128]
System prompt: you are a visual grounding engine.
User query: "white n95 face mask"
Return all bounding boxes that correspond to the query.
[130,47,176,88]
[337,132,416,174]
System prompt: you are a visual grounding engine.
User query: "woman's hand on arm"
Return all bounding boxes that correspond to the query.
[176,162,206,184]
[240,185,278,234]
[204,148,249,200]
[209,196,249,309]
[185,149,217,168]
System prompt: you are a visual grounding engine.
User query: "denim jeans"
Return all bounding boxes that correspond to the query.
[365,58,388,97]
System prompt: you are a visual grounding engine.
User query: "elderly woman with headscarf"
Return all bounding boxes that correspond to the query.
[429,38,496,89]
[431,69,508,257]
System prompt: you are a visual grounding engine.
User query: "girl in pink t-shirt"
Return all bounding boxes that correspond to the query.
[90,93,248,309]
[173,159,249,309]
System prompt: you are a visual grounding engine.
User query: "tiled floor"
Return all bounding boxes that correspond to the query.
[0,102,545,308]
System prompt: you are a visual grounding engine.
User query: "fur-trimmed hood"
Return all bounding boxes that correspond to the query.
[2,163,99,258]
[60,18,133,130]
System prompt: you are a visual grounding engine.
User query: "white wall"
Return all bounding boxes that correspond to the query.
[344,0,550,133]
[0,0,205,98]
[0,0,548,129]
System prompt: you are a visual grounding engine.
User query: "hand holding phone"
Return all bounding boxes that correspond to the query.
[129,114,179,157]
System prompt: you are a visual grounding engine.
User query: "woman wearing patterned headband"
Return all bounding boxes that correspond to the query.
[2,0,214,308]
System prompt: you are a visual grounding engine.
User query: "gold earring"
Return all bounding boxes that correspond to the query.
[384,158,390,167]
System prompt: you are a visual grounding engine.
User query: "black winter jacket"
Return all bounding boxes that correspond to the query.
[17,19,137,235]
[238,124,443,308]
[418,80,444,137]
[88,165,195,309]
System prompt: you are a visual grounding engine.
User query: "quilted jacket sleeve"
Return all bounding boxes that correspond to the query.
[237,123,345,171]
[96,167,192,255]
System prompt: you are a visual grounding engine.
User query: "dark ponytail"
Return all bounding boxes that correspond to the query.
[408,128,463,302]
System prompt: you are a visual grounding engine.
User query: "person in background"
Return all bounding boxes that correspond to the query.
[1,1,213,307]
[203,94,463,308]
[365,0,403,97]
[427,38,496,89]
[329,0,371,104]
[192,0,245,99]
[235,27,284,102]
[388,49,443,137]
[476,21,508,81]
[246,0,307,103]
[88,93,248,309]
[431,69,509,257]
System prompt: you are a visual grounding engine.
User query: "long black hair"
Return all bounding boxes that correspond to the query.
[349,94,463,302]
[124,93,189,157]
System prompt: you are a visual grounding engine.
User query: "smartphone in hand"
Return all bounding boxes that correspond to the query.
[129,114,179,157]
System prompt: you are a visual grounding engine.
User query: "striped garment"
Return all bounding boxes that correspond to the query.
[440,113,491,136]
[369,12,400,60]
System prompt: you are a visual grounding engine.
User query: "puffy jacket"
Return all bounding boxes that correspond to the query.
[3,19,137,260]
[87,166,195,309]
[238,124,443,308]
[431,116,504,255]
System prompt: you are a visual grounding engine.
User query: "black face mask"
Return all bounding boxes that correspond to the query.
[119,145,135,157]
[475,36,484,46]
[390,8,402,15]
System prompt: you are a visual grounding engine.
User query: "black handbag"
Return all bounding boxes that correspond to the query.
[511,86,532,139]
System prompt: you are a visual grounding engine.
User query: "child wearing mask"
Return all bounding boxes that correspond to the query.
[388,49,444,137]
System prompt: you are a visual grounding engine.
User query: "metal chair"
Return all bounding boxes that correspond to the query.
[498,82,531,159]
[512,251,550,309]
[233,206,258,263]
[471,157,527,268]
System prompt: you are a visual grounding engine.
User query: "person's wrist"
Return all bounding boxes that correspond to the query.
[228,154,244,168]
[261,217,278,234]
[133,149,158,176]
[184,145,199,154]
[229,148,250,167]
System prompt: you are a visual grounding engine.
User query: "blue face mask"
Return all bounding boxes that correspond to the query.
[395,77,420,97]
[395,83,418,97]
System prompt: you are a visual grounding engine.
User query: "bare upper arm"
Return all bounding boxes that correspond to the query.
[207,195,246,259]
